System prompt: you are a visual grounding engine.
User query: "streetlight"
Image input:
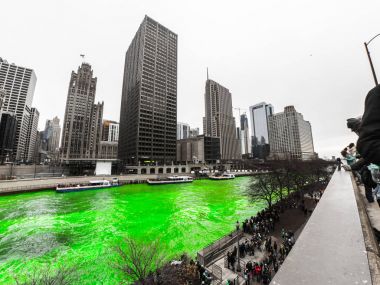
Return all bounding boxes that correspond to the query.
[364,34,380,86]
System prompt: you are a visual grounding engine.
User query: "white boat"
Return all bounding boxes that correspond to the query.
[147,176,194,185]
[209,173,235,180]
[56,178,119,193]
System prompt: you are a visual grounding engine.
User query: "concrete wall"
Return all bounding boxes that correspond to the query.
[0,165,66,179]
[271,170,372,285]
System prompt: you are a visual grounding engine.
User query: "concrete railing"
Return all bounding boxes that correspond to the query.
[271,169,372,285]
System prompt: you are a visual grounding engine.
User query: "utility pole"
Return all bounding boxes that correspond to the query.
[364,34,380,86]
[364,42,378,86]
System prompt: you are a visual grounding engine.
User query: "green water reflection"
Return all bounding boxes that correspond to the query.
[0,177,264,284]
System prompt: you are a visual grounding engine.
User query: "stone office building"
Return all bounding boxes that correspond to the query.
[268,105,316,160]
[176,135,220,164]
[61,62,104,162]
[203,78,241,161]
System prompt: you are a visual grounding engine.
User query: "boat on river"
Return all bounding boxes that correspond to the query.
[147,176,193,185]
[209,173,235,180]
[56,178,119,193]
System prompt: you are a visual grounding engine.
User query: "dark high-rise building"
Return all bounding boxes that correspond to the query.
[204,79,241,160]
[61,62,103,161]
[0,87,5,126]
[0,112,17,163]
[118,16,178,165]
[25,107,39,162]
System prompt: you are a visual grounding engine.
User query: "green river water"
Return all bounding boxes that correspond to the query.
[0,177,265,284]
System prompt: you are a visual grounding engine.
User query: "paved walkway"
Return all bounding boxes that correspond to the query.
[0,174,159,194]
[205,207,311,285]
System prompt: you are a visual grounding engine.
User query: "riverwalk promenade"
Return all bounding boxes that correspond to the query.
[0,174,158,195]
[0,171,263,195]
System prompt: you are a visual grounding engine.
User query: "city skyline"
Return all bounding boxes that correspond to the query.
[2,0,380,157]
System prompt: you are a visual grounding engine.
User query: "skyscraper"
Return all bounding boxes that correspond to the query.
[0,112,17,163]
[249,102,274,159]
[268,106,315,160]
[118,16,177,165]
[0,87,5,126]
[25,107,39,162]
[102,120,119,142]
[177,122,190,140]
[61,62,103,161]
[0,58,37,161]
[189,128,200,138]
[44,116,61,158]
[204,79,241,160]
[240,113,250,155]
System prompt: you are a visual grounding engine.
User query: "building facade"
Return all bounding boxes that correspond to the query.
[240,113,250,155]
[249,102,274,159]
[98,141,118,159]
[0,112,17,164]
[189,127,199,138]
[45,116,61,153]
[176,135,220,164]
[102,120,119,142]
[25,107,39,162]
[0,87,5,126]
[268,105,315,160]
[61,63,103,161]
[118,16,178,165]
[0,58,37,161]
[204,79,241,160]
[177,122,190,140]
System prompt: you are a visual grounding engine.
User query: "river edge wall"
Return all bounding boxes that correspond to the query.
[0,165,67,180]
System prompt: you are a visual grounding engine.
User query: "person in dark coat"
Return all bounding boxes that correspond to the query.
[336,157,343,171]
[356,84,380,165]
[344,85,380,202]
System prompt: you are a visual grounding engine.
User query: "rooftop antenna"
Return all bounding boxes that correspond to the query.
[80,54,85,62]
[207,67,209,80]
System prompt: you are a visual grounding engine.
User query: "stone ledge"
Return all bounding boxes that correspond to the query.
[271,170,371,285]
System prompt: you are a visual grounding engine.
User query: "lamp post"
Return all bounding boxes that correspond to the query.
[364,34,380,86]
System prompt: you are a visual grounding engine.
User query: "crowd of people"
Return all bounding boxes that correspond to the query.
[222,193,304,285]
[194,183,327,285]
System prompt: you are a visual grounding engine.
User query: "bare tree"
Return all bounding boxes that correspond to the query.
[247,174,280,208]
[13,264,79,285]
[113,237,166,285]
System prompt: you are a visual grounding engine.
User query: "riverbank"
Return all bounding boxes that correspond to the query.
[0,172,263,195]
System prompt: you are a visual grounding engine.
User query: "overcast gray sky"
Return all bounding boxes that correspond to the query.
[2,0,380,158]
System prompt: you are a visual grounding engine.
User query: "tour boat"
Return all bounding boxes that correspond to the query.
[147,176,193,185]
[209,173,235,180]
[56,178,119,193]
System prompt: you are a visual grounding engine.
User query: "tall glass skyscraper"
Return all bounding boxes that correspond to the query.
[249,102,274,159]
[118,16,177,165]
